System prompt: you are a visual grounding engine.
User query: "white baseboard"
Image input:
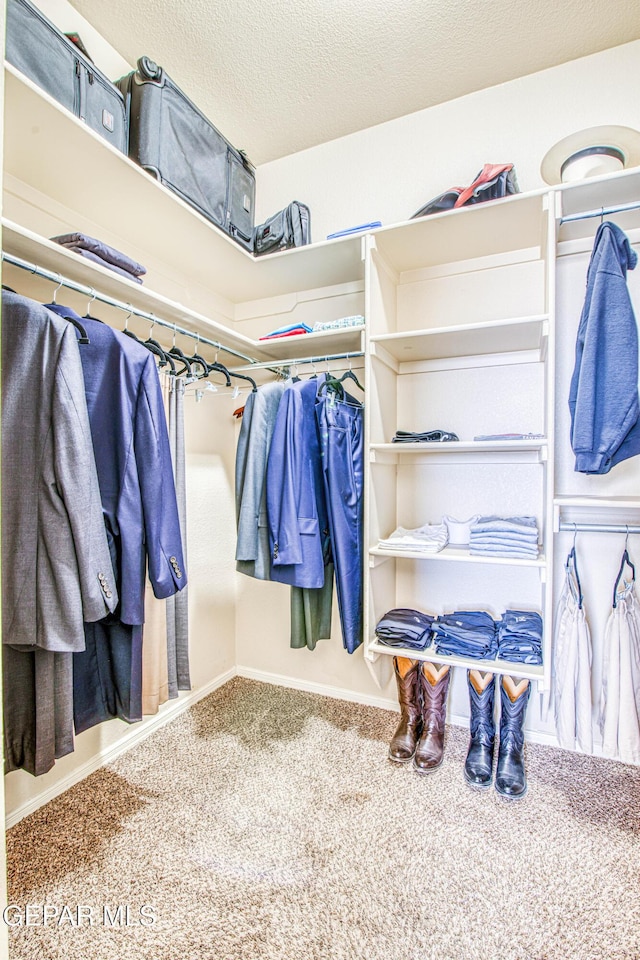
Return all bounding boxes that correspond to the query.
[5,667,236,829]
[236,665,399,712]
[237,666,565,749]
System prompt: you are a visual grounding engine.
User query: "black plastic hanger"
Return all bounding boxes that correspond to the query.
[336,366,364,392]
[565,533,584,610]
[42,281,91,344]
[188,349,213,379]
[229,370,258,392]
[613,536,636,608]
[142,318,177,373]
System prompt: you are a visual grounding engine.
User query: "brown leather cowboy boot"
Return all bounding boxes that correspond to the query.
[413,662,451,774]
[388,657,423,762]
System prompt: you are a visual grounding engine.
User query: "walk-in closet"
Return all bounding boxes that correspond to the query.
[1,0,640,957]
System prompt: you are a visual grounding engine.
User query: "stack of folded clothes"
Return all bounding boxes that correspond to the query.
[258,322,312,340]
[375,608,434,650]
[51,233,147,284]
[313,315,365,332]
[392,429,459,443]
[497,610,543,664]
[432,611,498,659]
[469,516,539,559]
[377,522,448,554]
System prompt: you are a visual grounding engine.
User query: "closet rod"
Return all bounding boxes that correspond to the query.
[560,199,640,224]
[1,251,258,364]
[230,350,364,374]
[559,521,640,535]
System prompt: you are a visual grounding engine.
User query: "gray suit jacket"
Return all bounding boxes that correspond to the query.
[2,291,118,776]
[235,382,284,580]
[2,291,118,654]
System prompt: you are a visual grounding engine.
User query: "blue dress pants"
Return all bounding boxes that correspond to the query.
[73,620,143,733]
[316,394,364,653]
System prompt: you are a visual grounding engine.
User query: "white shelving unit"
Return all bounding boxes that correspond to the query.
[363,192,556,689]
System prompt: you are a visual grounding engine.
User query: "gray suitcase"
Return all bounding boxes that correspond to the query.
[6,0,127,154]
[117,57,255,251]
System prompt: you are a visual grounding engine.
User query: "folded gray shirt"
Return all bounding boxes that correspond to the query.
[51,232,147,277]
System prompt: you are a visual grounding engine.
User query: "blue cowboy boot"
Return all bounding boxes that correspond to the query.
[464,670,496,789]
[495,676,531,800]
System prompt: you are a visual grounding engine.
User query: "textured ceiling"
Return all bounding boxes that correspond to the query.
[69,0,640,165]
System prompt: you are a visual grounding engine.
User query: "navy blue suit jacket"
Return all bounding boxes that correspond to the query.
[266,376,330,588]
[46,305,186,622]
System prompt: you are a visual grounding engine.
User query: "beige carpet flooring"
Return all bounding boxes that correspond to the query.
[6,677,640,960]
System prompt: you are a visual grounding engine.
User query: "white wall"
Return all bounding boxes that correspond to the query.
[256,40,640,241]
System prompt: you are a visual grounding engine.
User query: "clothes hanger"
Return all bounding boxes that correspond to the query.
[565,525,583,610]
[144,316,176,373]
[318,356,364,398]
[186,334,215,379]
[167,326,194,377]
[228,369,258,392]
[198,346,258,391]
[612,528,636,608]
[335,355,364,392]
[42,274,90,343]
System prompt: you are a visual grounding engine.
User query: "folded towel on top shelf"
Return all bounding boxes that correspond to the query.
[51,232,147,279]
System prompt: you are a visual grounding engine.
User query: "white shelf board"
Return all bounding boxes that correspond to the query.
[370,314,548,362]
[371,190,548,274]
[1,219,260,358]
[369,545,546,568]
[558,164,640,243]
[370,439,547,455]
[253,326,365,361]
[367,640,544,681]
[553,496,640,510]
[3,64,364,306]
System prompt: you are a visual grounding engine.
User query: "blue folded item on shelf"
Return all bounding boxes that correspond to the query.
[264,322,313,337]
[432,610,498,659]
[497,609,543,664]
[326,222,382,239]
[469,516,539,559]
[375,608,434,650]
[471,516,538,536]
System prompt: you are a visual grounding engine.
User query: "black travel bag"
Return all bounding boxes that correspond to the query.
[5,0,127,154]
[253,202,311,257]
[117,57,255,251]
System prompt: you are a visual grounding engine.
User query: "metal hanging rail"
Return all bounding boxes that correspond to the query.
[560,199,640,225]
[229,350,365,374]
[559,522,640,535]
[1,251,258,363]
